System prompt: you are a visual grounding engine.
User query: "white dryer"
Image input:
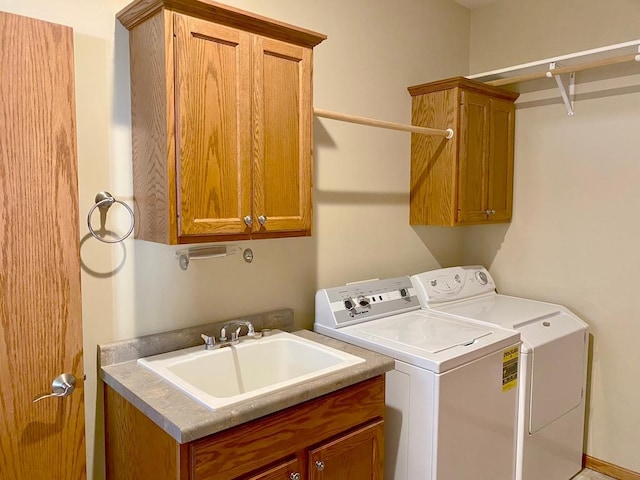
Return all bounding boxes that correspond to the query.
[411,266,589,480]
[314,276,521,480]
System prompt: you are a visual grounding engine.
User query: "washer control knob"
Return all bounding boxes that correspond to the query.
[476,271,488,285]
[343,298,354,310]
[399,288,408,298]
[357,296,370,307]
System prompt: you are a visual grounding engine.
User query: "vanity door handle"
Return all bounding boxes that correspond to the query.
[290,473,301,480]
[33,373,76,403]
[315,460,325,471]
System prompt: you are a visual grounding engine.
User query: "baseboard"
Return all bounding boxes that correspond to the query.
[584,454,640,480]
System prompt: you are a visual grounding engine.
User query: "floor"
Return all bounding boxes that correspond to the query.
[574,469,616,479]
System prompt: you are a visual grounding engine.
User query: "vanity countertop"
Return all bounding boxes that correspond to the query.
[99,311,393,444]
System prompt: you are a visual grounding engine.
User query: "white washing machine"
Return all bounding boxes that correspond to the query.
[314,276,521,480]
[410,266,589,480]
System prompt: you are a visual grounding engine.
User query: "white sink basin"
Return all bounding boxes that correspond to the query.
[137,331,364,410]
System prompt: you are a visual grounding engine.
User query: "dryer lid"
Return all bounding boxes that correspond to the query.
[431,294,563,333]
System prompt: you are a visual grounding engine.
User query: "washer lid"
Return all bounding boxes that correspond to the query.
[339,310,520,372]
[356,312,492,353]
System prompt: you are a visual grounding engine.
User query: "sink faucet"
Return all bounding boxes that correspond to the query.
[219,320,256,343]
[200,321,257,350]
[200,334,216,350]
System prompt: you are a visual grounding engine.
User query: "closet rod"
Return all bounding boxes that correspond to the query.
[486,52,640,87]
[314,108,454,139]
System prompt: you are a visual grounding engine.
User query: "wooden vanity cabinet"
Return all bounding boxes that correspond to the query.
[117,0,326,244]
[307,420,384,480]
[408,77,519,226]
[104,375,384,480]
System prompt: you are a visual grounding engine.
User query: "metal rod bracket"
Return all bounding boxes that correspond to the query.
[547,62,575,116]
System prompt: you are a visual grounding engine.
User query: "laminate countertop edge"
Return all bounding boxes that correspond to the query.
[100,329,394,443]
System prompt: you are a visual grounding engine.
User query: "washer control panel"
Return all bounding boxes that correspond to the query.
[315,276,420,328]
[411,265,496,305]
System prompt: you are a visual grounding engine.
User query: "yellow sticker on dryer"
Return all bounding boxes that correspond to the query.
[502,346,519,392]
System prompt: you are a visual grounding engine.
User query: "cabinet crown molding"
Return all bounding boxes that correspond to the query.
[408,76,519,102]
[117,0,327,48]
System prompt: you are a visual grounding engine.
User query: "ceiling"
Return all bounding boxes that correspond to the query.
[452,0,498,9]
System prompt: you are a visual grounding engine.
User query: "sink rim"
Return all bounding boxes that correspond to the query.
[137,330,365,411]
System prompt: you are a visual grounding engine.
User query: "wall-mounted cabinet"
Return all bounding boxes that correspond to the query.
[117,0,326,244]
[408,77,519,226]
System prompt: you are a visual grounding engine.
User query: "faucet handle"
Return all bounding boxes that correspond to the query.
[201,334,215,349]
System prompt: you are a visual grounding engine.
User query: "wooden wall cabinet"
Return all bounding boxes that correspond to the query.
[117,0,326,244]
[408,77,519,226]
[105,376,385,480]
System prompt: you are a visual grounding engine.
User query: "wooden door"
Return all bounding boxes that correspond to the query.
[0,11,86,479]
[252,36,313,235]
[487,97,516,222]
[174,13,252,238]
[457,89,491,224]
[308,421,384,480]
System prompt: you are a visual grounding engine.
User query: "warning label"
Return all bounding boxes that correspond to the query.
[502,346,519,392]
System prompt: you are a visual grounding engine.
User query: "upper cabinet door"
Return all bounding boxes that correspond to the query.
[457,90,491,224]
[252,36,313,234]
[174,14,252,237]
[487,97,516,222]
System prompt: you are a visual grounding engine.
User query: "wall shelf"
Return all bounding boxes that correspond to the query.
[467,40,640,115]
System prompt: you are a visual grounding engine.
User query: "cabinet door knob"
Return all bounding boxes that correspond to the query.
[243,215,253,226]
[315,460,325,471]
[290,473,301,480]
[257,215,268,225]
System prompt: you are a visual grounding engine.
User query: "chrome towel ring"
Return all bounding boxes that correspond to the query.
[87,191,135,243]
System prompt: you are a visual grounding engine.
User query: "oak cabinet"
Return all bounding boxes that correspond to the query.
[117,0,326,244]
[308,421,383,480]
[240,421,383,480]
[104,376,385,480]
[241,458,302,480]
[408,77,519,226]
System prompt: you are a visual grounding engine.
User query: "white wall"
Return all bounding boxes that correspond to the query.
[0,0,469,478]
[467,0,640,472]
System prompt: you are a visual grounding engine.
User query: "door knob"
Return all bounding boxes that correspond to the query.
[33,373,76,403]
[257,215,267,225]
[243,215,253,227]
[315,460,325,471]
[290,473,301,480]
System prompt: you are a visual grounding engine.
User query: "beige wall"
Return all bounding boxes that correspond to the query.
[467,0,640,473]
[469,0,640,73]
[0,0,469,478]
[5,0,639,475]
